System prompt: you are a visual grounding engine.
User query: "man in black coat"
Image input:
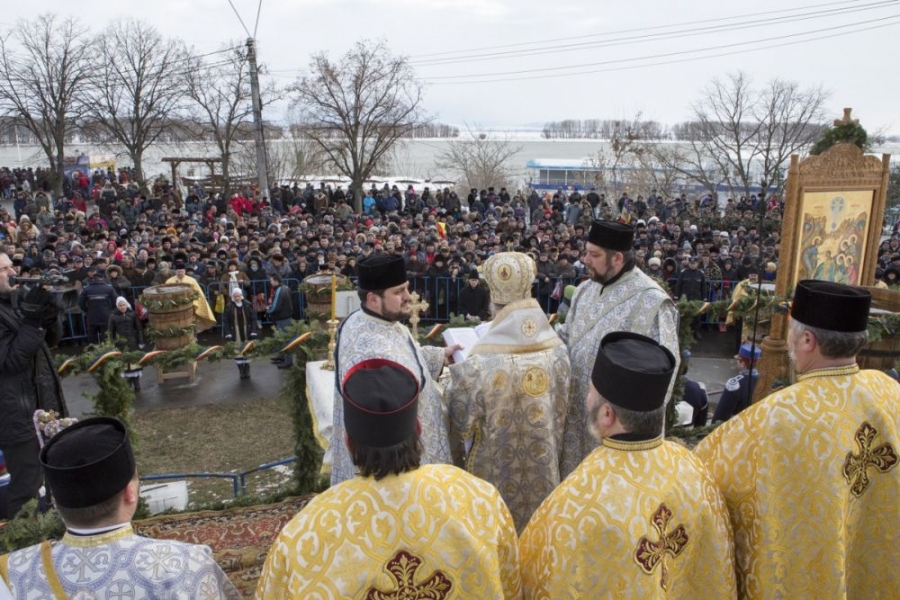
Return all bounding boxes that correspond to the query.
[78,267,117,344]
[458,270,490,321]
[0,252,68,519]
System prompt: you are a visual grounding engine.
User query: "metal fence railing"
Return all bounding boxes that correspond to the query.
[56,275,744,343]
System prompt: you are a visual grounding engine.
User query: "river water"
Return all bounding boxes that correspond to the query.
[1,138,896,189]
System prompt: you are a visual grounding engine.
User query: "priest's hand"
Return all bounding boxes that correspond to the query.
[443,344,462,365]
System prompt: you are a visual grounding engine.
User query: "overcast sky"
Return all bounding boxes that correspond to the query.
[4,0,899,132]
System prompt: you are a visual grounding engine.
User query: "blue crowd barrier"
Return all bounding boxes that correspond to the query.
[56,274,745,344]
[140,455,297,500]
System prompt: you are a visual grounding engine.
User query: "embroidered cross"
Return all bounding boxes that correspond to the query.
[843,422,898,497]
[634,503,689,592]
[365,550,452,600]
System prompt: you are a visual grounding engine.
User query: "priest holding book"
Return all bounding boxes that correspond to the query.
[445,251,571,531]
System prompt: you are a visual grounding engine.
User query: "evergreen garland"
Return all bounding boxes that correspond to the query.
[0,501,65,553]
[810,121,870,156]
[145,325,197,340]
[138,291,199,311]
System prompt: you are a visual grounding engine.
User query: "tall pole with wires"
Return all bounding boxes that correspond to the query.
[246,37,269,200]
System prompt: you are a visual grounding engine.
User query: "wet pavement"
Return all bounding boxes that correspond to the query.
[61,328,739,419]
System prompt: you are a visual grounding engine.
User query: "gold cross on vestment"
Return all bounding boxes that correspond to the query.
[634,503,690,591]
[843,422,898,497]
[364,550,453,600]
[834,107,859,127]
[408,292,429,339]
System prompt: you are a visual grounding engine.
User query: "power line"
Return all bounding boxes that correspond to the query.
[426,18,900,86]
[253,0,264,39]
[423,12,900,82]
[410,0,884,58]
[412,0,896,66]
[226,0,252,38]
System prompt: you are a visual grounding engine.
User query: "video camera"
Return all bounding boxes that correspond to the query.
[12,270,79,312]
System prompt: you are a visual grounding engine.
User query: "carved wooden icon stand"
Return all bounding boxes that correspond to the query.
[754,109,892,401]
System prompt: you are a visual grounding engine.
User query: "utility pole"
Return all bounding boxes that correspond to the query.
[246,38,269,201]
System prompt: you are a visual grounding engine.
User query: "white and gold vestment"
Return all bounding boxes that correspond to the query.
[555,268,680,476]
[446,298,570,532]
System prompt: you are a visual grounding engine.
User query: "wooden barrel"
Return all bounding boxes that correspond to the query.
[141,284,196,350]
[302,273,348,316]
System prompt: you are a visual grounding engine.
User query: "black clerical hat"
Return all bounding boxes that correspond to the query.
[357,254,407,290]
[592,332,676,412]
[342,359,420,447]
[791,280,870,333]
[588,220,635,251]
[40,417,135,509]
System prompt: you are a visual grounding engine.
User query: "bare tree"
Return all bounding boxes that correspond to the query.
[670,72,827,197]
[606,114,654,195]
[0,14,91,194]
[647,143,723,198]
[81,18,190,189]
[186,43,259,197]
[435,127,524,192]
[289,40,428,212]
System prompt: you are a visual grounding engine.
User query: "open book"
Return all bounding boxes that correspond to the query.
[442,322,492,363]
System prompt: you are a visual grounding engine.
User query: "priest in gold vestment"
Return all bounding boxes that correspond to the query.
[165,253,217,332]
[256,359,521,599]
[446,252,571,532]
[695,280,900,599]
[520,332,736,599]
[555,220,680,477]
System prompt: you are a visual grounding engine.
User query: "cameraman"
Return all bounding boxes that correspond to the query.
[0,252,67,519]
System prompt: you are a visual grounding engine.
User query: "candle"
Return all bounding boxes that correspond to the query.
[330,273,337,321]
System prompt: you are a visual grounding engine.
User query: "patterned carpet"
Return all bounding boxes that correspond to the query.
[134,495,315,598]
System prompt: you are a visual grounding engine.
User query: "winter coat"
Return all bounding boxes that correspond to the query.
[108,309,144,351]
[0,294,67,445]
[223,301,259,344]
[78,278,117,326]
[267,284,294,321]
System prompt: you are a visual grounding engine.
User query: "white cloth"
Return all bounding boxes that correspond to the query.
[306,360,335,470]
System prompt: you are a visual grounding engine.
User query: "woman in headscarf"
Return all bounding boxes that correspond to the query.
[223,287,258,380]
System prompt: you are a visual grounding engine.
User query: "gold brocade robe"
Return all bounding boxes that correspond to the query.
[695,365,900,600]
[445,299,571,532]
[254,464,522,599]
[166,274,217,332]
[520,436,737,600]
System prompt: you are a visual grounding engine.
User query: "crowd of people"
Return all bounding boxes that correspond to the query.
[2,163,900,599]
[0,164,797,340]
